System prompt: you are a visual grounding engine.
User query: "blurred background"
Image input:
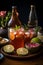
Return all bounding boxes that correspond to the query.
[0,0,43,28]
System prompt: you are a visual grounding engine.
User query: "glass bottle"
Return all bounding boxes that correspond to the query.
[8,6,24,49]
[8,6,21,27]
[28,5,38,28]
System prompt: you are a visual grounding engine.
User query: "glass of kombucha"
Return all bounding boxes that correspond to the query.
[8,28,24,50]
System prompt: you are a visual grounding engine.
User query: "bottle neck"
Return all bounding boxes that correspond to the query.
[31,6,35,11]
[11,9,18,21]
[11,9,21,26]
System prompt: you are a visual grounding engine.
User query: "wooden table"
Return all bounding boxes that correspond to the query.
[0,47,43,65]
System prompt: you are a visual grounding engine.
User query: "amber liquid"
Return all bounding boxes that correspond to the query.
[24,37,30,43]
[9,29,24,49]
[10,37,24,49]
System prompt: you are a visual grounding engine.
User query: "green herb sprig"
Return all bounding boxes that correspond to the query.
[14,25,20,30]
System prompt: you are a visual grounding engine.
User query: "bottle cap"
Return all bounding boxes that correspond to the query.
[12,6,17,9]
[31,5,35,8]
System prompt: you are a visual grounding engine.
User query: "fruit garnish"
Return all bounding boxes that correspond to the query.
[16,48,28,56]
[25,43,40,53]
[3,44,15,53]
[30,37,41,43]
[9,32,15,40]
[25,43,40,48]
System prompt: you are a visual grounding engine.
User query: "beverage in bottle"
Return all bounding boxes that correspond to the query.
[28,5,38,28]
[8,6,21,27]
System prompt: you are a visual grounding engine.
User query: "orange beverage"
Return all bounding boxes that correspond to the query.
[24,31,30,43]
[8,28,24,49]
[28,28,37,39]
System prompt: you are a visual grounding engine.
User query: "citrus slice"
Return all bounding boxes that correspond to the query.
[31,37,41,43]
[3,44,15,53]
[16,48,28,56]
[9,32,15,40]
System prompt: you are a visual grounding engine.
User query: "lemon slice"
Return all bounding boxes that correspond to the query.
[16,48,28,56]
[3,45,14,53]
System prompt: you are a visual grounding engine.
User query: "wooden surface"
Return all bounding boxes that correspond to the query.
[0,47,43,65]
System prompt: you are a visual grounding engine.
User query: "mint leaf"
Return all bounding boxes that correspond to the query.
[14,25,20,30]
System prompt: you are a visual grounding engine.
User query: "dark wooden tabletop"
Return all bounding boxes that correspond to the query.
[0,46,43,65]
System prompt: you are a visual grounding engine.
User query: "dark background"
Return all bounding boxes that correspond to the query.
[0,0,43,28]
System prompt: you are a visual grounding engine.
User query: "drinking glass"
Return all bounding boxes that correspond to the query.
[8,28,24,49]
